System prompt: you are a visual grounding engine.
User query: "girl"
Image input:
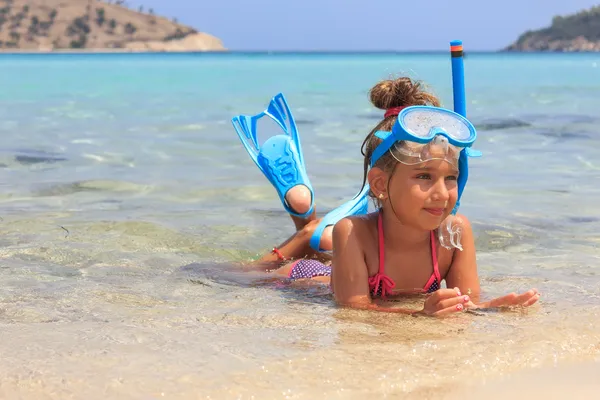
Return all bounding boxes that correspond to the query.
[232,77,540,317]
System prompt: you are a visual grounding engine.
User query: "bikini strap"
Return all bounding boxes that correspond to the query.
[368,211,396,298]
[430,230,441,282]
[377,211,385,274]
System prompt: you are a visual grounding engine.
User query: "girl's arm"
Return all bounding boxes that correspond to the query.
[445,214,540,309]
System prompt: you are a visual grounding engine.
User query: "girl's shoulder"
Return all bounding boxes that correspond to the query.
[331,212,379,253]
[333,212,379,237]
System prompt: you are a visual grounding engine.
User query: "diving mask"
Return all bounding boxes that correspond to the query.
[370,106,480,168]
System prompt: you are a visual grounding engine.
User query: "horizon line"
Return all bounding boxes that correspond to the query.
[1,49,598,55]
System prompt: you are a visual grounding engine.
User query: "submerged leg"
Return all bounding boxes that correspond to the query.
[250,219,331,271]
[286,185,317,231]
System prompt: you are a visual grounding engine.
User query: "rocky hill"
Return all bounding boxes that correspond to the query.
[504,5,600,51]
[0,0,225,51]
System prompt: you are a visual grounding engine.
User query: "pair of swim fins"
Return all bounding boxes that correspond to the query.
[231,93,369,252]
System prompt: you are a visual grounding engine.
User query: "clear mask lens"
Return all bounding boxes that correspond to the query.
[401,108,473,141]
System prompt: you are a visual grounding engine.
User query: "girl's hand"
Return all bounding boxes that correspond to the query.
[417,287,471,317]
[469,289,540,310]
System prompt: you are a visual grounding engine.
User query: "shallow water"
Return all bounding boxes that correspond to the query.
[0,52,599,398]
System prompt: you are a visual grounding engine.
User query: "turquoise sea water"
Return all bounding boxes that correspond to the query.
[1,52,600,398]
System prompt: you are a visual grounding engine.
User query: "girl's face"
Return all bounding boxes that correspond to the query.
[384,158,459,231]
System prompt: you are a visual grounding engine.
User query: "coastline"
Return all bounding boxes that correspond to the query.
[0,48,228,54]
[2,49,600,55]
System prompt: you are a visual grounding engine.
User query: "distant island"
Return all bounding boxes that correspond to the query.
[504,5,600,52]
[0,0,226,52]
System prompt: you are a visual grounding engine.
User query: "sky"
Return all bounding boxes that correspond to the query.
[124,0,600,51]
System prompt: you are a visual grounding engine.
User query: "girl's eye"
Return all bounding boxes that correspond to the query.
[416,174,431,180]
[446,175,458,181]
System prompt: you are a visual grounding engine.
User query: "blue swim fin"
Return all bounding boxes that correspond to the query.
[231,93,315,218]
[309,184,371,252]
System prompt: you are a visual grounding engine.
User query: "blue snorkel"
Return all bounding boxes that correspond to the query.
[450,40,467,117]
[369,40,481,216]
[450,40,475,215]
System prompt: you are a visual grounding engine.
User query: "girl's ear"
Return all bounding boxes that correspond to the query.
[368,167,389,200]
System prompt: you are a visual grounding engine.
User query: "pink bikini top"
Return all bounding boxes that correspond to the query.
[368,212,441,298]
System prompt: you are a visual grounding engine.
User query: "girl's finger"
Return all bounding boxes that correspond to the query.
[429,287,463,302]
[436,294,471,311]
[433,302,466,317]
[513,289,538,305]
[522,293,541,307]
[463,300,478,309]
[485,289,539,308]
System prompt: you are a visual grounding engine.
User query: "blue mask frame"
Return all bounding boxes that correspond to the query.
[370,105,479,168]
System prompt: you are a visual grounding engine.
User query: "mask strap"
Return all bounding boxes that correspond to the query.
[371,131,395,167]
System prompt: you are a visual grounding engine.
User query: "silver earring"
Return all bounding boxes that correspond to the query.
[378,193,384,199]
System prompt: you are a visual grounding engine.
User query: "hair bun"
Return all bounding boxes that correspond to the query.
[369,77,440,110]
